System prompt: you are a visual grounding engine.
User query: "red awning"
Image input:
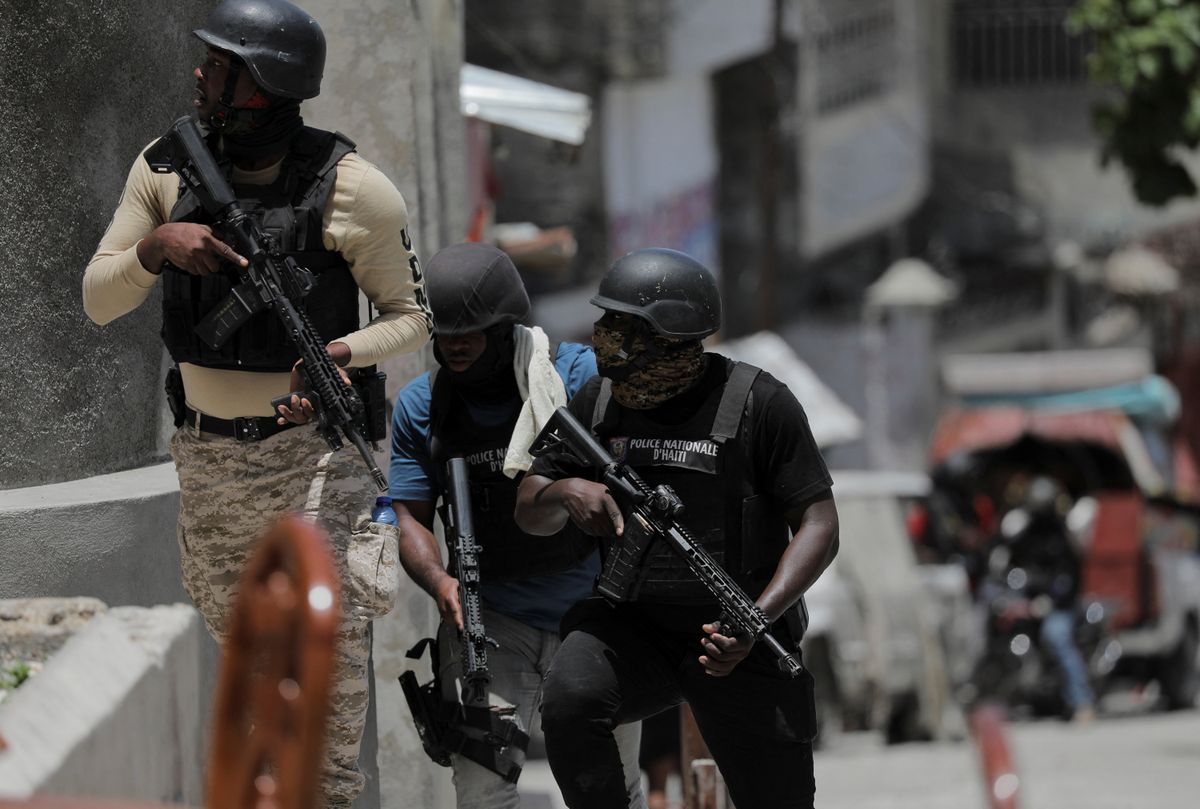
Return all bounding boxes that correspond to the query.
[930,407,1126,465]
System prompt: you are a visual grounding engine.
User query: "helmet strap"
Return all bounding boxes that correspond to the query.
[209,61,252,133]
[206,58,301,155]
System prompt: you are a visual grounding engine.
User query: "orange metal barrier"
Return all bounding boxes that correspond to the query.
[969,703,1020,809]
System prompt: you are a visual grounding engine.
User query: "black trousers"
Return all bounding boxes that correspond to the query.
[541,599,817,809]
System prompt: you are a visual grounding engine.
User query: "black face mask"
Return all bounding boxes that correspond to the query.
[218,99,305,158]
[204,60,304,158]
[434,325,518,402]
[592,316,706,409]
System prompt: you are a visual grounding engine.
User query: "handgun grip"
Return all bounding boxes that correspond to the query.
[270,390,308,414]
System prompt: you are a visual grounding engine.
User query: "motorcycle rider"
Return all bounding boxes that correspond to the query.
[1002,475,1096,721]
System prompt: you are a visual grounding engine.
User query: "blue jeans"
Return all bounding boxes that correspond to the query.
[438,609,646,809]
[1040,609,1094,711]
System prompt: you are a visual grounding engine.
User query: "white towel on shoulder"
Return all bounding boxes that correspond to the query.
[501,324,566,475]
[504,324,568,477]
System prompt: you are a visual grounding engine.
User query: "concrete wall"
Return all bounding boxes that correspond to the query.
[0,605,204,803]
[0,0,211,489]
[305,0,467,255]
[0,463,183,606]
[0,465,219,800]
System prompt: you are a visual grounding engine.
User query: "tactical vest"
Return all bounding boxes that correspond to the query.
[591,359,794,604]
[161,127,361,371]
[428,363,596,583]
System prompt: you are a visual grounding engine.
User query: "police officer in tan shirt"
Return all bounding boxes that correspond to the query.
[82,2,431,805]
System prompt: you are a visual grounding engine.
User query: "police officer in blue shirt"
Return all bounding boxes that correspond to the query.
[388,243,645,809]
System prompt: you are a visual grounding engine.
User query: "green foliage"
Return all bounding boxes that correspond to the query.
[1068,0,1200,205]
[0,661,32,691]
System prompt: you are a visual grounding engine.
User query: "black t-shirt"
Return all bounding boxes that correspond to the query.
[529,354,833,515]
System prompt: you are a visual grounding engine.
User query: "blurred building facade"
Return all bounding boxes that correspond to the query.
[473,0,1200,471]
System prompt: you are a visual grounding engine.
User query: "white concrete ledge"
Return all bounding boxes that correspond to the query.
[0,462,178,512]
[0,604,204,803]
[0,463,185,610]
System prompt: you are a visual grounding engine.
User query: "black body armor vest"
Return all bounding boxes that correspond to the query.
[161,127,361,371]
[428,366,596,583]
[591,359,793,604]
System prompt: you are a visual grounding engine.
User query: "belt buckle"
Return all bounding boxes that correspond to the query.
[234,416,263,442]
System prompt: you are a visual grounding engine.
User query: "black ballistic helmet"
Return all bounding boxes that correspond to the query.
[591,248,721,339]
[426,243,531,336]
[194,0,326,100]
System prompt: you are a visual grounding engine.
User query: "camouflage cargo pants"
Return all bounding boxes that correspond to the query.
[171,423,386,808]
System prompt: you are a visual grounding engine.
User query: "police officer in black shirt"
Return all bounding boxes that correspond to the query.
[515,248,839,809]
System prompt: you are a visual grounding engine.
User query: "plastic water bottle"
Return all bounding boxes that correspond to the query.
[371,495,398,526]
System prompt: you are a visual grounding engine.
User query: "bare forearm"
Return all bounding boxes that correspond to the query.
[135,232,167,275]
[396,513,452,598]
[514,475,572,536]
[756,497,839,622]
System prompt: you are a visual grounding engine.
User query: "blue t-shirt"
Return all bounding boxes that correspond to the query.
[389,342,600,632]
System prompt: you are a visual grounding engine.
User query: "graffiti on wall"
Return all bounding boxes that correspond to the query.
[609,180,718,272]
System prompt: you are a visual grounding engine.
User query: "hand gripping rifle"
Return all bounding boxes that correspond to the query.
[144,116,387,490]
[398,457,528,783]
[530,407,805,678]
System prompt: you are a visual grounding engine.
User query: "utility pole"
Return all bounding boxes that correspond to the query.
[757,0,789,332]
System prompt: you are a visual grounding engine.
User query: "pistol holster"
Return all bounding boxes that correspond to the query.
[165,366,187,428]
[399,637,529,784]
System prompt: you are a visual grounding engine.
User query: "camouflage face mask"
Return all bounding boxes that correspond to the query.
[592,322,705,410]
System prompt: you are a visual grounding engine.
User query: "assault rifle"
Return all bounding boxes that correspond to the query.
[445,456,500,709]
[529,406,805,678]
[144,115,386,490]
[398,457,527,783]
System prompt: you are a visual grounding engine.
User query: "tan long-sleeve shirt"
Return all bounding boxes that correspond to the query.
[84,141,432,418]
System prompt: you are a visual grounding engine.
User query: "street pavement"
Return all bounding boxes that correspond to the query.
[517,705,1200,808]
[818,708,1200,809]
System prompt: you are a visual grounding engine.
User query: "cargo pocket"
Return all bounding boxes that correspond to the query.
[344,516,401,620]
[739,660,818,744]
[777,667,818,744]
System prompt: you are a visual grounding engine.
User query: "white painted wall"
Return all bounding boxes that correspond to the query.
[665,0,776,75]
[798,0,930,258]
[802,90,930,257]
[603,73,719,271]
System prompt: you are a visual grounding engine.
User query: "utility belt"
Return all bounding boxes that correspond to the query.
[398,637,529,784]
[165,364,389,443]
[182,406,298,442]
